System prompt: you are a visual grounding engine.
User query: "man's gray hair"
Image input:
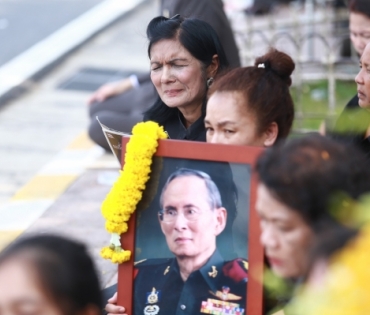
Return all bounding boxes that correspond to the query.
[159,168,223,210]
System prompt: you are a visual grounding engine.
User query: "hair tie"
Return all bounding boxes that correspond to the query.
[257,63,265,69]
[170,14,180,20]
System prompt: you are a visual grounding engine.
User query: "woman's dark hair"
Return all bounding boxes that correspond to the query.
[208,48,295,141]
[256,134,370,231]
[0,234,102,314]
[349,0,370,19]
[143,15,229,125]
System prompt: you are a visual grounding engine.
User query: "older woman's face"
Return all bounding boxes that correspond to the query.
[150,39,206,112]
[0,259,62,315]
[256,184,314,279]
[355,43,370,109]
[205,91,267,146]
[350,12,370,56]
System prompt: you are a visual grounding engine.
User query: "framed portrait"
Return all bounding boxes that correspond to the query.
[117,139,264,315]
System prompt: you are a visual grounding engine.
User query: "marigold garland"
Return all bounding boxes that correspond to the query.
[100,121,167,264]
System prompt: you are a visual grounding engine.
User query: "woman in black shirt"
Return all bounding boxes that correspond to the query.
[143,15,229,141]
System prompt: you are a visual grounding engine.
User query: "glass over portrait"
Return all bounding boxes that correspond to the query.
[117,139,264,315]
[133,157,250,315]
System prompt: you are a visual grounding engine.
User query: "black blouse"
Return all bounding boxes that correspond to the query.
[162,111,206,141]
[329,95,370,161]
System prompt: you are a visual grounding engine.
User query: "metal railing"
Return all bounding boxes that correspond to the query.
[229,0,358,131]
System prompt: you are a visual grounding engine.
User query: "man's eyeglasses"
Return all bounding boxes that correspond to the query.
[158,208,203,223]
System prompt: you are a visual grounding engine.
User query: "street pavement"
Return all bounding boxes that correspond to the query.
[0,0,156,288]
[0,0,104,66]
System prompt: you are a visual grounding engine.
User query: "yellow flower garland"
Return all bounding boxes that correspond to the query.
[100,121,167,264]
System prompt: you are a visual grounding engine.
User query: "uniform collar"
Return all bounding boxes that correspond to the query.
[168,250,224,292]
[198,250,225,292]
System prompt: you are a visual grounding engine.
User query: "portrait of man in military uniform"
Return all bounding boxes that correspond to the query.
[135,157,250,262]
[134,168,248,315]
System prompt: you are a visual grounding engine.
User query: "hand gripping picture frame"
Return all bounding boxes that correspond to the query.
[117,138,264,315]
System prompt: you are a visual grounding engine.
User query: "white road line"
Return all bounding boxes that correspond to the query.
[0,0,147,101]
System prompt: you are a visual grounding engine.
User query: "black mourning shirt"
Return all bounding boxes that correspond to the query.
[329,95,370,161]
[162,111,206,142]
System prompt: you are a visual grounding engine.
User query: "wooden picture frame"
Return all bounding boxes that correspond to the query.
[117,138,264,315]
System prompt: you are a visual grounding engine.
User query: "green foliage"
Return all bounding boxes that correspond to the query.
[291,80,357,131]
[263,267,296,315]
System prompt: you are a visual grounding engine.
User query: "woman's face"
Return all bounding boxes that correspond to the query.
[150,39,207,112]
[205,91,267,146]
[349,12,370,56]
[0,259,62,315]
[355,43,370,109]
[256,184,314,279]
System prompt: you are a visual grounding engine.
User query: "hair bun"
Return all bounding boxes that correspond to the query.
[255,48,295,86]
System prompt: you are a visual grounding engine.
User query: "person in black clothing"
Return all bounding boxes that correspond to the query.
[245,0,347,16]
[329,0,370,160]
[142,15,228,141]
[245,0,294,16]
[330,93,370,160]
[88,0,237,150]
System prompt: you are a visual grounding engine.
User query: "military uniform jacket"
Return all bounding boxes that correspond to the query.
[134,250,247,315]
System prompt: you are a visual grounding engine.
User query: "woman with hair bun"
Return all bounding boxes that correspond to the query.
[104,48,295,315]
[205,48,295,147]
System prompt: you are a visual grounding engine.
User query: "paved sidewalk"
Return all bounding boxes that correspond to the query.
[0,0,156,287]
